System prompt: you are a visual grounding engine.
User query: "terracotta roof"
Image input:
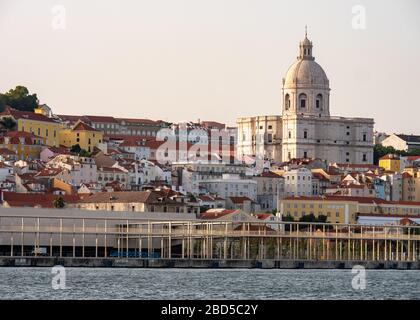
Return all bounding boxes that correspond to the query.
[283,195,420,206]
[402,172,413,179]
[229,196,252,204]
[0,148,17,155]
[77,191,153,203]
[256,213,274,220]
[258,171,282,178]
[99,166,126,173]
[380,154,400,160]
[72,121,99,132]
[84,115,118,123]
[200,209,237,219]
[406,156,420,161]
[335,163,378,169]
[1,107,58,123]
[117,118,158,125]
[0,131,44,145]
[1,191,81,208]
[35,168,64,177]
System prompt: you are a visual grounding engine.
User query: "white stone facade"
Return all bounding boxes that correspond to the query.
[237,33,374,165]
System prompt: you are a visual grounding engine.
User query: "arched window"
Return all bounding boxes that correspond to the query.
[299,93,307,108]
[285,94,291,110]
[316,94,323,110]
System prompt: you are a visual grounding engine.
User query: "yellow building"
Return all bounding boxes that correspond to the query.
[402,168,420,202]
[379,154,400,172]
[0,131,46,160]
[279,195,420,224]
[59,120,103,153]
[0,107,63,147]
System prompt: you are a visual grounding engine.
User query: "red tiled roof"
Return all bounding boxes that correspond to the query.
[229,196,252,204]
[73,121,99,132]
[283,195,420,206]
[256,213,273,220]
[0,148,17,155]
[259,171,282,178]
[84,115,118,123]
[0,131,44,145]
[117,118,158,125]
[335,163,378,169]
[380,154,400,160]
[200,210,237,219]
[1,107,58,123]
[35,168,64,177]
[1,191,81,208]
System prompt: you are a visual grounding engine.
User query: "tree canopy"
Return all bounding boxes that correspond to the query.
[0,86,39,112]
[70,144,91,157]
[374,144,420,165]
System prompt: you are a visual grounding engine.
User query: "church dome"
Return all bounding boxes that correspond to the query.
[283,59,329,89]
[283,32,329,89]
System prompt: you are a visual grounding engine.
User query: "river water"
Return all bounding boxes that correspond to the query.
[0,268,419,299]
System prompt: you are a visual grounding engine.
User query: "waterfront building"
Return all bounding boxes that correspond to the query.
[253,170,285,212]
[73,190,200,214]
[402,168,420,202]
[279,195,420,224]
[237,32,374,164]
[200,174,258,201]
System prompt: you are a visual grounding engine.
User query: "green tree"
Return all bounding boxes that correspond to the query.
[53,197,65,209]
[0,86,39,112]
[70,144,82,154]
[70,144,91,157]
[374,144,420,165]
[0,117,17,130]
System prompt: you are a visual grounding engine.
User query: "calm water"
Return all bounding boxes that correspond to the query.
[0,268,419,299]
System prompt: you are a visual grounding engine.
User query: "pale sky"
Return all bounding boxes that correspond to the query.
[1,0,419,133]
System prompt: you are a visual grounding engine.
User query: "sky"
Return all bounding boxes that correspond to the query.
[1,0,419,133]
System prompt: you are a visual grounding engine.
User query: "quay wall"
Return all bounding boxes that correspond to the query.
[0,257,419,269]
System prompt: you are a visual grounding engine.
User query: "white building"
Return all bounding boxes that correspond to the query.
[200,174,257,201]
[47,155,97,186]
[237,32,374,164]
[381,134,420,152]
[283,167,312,197]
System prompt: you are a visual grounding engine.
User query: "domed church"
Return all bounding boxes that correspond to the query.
[237,31,374,164]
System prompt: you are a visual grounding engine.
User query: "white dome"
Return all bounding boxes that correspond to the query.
[283,59,329,89]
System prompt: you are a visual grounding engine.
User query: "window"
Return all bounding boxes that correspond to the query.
[259,126,263,130]
[363,133,367,142]
[299,93,307,108]
[304,130,308,139]
[304,151,308,158]
[285,94,290,110]
[268,125,272,130]
[288,131,292,139]
[363,154,367,162]
[316,94,323,109]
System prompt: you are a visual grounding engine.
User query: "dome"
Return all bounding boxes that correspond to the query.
[283,32,330,89]
[283,59,329,89]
